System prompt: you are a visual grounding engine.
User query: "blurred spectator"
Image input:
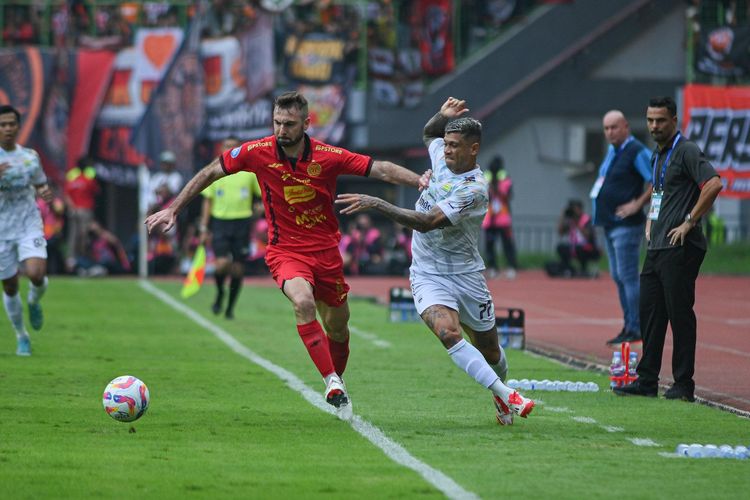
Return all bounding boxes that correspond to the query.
[547,199,600,278]
[2,5,38,45]
[36,186,66,275]
[339,220,361,275]
[146,150,183,208]
[75,221,132,277]
[482,156,518,279]
[387,222,412,275]
[247,217,269,275]
[353,213,386,275]
[147,184,178,275]
[63,157,100,273]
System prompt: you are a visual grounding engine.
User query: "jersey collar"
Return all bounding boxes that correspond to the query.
[275,134,312,163]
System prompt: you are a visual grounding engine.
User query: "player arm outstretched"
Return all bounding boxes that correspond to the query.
[369,160,431,190]
[145,159,225,234]
[336,193,449,233]
[422,97,469,146]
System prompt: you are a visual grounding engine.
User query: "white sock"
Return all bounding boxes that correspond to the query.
[28,276,48,305]
[3,292,28,339]
[448,338,503,389]
[489,345,508,381]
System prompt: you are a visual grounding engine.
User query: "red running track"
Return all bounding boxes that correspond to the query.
[247,270,750,414]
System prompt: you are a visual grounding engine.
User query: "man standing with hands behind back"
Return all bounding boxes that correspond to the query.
[590,110,652,346]
[614,96,722,402]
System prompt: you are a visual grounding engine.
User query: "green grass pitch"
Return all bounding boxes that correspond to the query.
[0,278,748,499]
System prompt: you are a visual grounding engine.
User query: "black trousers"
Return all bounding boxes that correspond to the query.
[637,244,705,391]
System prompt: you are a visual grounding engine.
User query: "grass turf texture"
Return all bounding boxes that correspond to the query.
[0,278,747,499]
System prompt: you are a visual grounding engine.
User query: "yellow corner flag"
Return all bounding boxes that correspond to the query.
[181,244,206,299]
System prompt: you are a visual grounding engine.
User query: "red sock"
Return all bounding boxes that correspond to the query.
[297,321,335,378]
[327,335,350,376]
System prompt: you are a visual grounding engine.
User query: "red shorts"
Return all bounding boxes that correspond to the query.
[265,246,350,307]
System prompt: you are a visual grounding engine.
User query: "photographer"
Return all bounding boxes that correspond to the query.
[551,199,600,277]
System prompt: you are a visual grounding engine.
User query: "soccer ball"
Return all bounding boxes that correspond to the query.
[102,375,150,422]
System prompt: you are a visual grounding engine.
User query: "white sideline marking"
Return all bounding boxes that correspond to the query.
[349,325,391,349]
[571,416,597,424]
[601,426,624,433]
[628,438,660,447]
[544,406,572,413]
[140,281,478,500]
[658,452,682,458]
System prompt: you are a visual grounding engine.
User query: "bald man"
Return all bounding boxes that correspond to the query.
[590,110,652,346]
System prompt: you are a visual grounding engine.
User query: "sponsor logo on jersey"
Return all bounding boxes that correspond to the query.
[417,196,432,211]
[267,162,284,169]
[284,184,316,204]
[246,141,272,151]
[230,147,241,158]
[307,161,322,177]
[314,145,342,154]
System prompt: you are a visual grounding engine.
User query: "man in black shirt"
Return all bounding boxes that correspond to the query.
[614,96,722,402]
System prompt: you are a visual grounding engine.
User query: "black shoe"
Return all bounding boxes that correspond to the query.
[211,297,223,315]
[224,310,234,320]
[620,330,642,343]
[606,329,626,345]
[613,381,657,397]
[664,385,695,402]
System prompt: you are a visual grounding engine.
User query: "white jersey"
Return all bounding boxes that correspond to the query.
[0,144,46,240]
[410,138,489,275]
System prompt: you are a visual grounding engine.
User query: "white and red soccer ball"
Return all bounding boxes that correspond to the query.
[102,375,150,422]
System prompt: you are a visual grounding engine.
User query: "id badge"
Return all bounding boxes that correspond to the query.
[589,176,605,199]
[648,192,662,220]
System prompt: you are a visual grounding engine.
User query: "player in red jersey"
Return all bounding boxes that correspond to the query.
[145,91,429,420]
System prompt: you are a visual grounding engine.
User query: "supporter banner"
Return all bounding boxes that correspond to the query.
[0,48,112,183]
[695,25,750,78]
[299,84,345,144]
[67,50,116,172]
[238,13,275,102]
[203,99,272,142]
[97,28,183,128]
[683,84,750,198]
[283,33,347,84]
[132,19,204,176]
[414,0,454,76]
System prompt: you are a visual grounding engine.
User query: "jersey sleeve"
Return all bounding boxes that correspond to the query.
[29,150,47,186]
[201,181,215,199]
[682,142,719,186]
[428,138,445,170]
[436,183,487,225]
[220,142,257,175]
[336,148,373,177]
[634,146,653,183]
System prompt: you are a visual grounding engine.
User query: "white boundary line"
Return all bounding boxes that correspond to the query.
[349,325,392,348]
[139,280,478,500]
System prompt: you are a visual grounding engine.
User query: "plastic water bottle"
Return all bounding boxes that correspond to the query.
[703,444,719,458]
[719,445,735,458]
[628,351,638,377]
[735,445,749,459]
[609,352,624,388]
[585,382,599,392]
[687,444,704,458]
[676,444,689,456]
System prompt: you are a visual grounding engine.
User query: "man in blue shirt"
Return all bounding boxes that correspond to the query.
[590,110,652,345]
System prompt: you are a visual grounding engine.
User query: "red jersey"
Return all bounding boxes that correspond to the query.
[220,134,373,252]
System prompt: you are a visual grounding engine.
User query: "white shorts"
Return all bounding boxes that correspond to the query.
[409,270,496,332]
[0,233,47,280]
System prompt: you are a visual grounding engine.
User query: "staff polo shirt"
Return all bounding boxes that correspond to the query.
[201,171,261,220]
[220,134,373,252]
[593,137,652,228]
[648,136,719,251]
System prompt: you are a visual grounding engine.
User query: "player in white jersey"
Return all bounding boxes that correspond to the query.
[0,105,53,356]
[337,97,534,424]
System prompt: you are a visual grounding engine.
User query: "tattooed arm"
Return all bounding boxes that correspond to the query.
[336,193,449,233]
[422,97,470,146]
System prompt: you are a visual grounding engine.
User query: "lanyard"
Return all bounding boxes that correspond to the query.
[652,132,681,193]
[601,137,634,178]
